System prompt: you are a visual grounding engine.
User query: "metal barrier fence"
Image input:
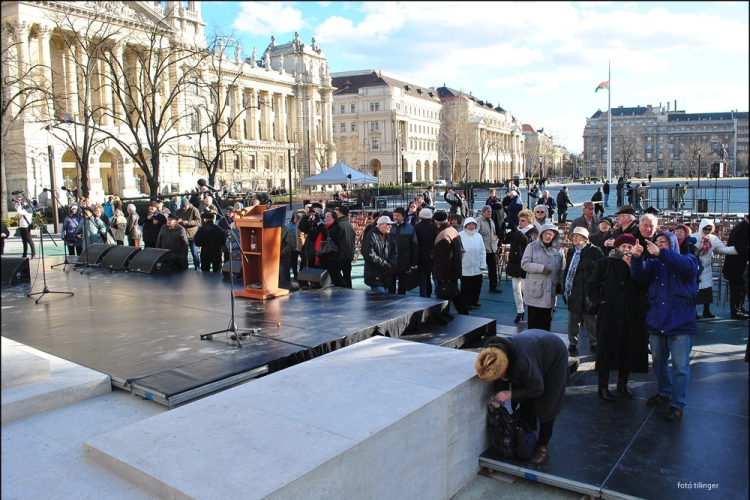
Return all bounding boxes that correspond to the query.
[637,185,747,214]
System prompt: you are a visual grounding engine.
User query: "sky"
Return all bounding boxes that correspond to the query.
[199,1,750,154]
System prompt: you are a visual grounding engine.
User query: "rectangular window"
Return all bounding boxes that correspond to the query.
[351,122,355,132]
[351,104,355,113]
[234,155,240,170]
[370,121,379,131]
[248,156,255,170]
[370,102,379,111]
[340,123,345,132]
[372,138,379,149]
[340,105,345,114]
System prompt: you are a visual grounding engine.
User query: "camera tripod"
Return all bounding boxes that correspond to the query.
[18,193,74,304]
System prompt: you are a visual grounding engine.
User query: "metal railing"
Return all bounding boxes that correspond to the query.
[637,186,747,214]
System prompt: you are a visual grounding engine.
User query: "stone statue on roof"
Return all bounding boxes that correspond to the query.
[251,47,256,67]
[235,43,242,63]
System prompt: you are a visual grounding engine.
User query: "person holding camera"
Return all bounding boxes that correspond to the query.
[15,199,36,259]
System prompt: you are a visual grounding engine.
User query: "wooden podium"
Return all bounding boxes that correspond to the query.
[233,204,289,300]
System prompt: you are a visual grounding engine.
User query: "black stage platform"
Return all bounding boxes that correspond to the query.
[0,257,494,407]
[480,345,749,500]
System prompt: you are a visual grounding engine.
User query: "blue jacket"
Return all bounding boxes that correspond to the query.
[630,231,700,337]
[506,196,523,228]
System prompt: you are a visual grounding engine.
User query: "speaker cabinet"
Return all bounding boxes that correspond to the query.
[221,260,243,279]
[1,257,30,285]
[127,248,172,274]
[100,246,142,270]
[298,267,332,289]
[403,171,413,184]
[75,244,114,267]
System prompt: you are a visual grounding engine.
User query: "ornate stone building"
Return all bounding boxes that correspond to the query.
[331,70,443,184]
[330,71,525,185]
[583,101,748,178]
[1,0,334,206]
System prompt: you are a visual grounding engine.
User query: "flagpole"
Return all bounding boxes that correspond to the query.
[607,60,612,182]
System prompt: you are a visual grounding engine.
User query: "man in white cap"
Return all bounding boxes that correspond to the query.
[564,226,604,352]
[414,207,437,297]
[362,215,398,293]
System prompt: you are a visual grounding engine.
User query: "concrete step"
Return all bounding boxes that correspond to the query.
[1,344,50,389]
[1,337,112,424]
[403,314,496,348]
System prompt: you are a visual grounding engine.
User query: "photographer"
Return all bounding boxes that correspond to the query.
[298,203,324,269]
[15,198,36,259]
[139,201,167,248]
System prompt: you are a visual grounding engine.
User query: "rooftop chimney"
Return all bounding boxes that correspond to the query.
[674,100,677,111]
[667,102,670,113]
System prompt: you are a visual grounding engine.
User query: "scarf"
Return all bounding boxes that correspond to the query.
[608,248,627,260]
[565,245,583,298]
[700,236,712,256]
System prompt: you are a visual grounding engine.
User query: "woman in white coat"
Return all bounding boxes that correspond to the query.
[695,219,737,319]
[460,217,487,309]
[521,224,566,331]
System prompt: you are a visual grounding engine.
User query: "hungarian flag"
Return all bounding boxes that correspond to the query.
[595,80,610,93]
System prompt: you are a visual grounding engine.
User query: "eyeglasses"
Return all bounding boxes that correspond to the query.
[535,211,545,214]
[703,227,712,231]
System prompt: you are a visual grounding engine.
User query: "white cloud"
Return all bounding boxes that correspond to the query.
[232,2,306,36]
[487,71,562,96]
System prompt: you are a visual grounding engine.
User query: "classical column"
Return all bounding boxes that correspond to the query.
[38,25,54,118]
[243,87,252,141]
[14,22,30,117]
[261,91,272,141]
[276,93,287,142]
[110,44,124,122]
[100,55,113,126]
[321,89,332,144]
[248,89,258,141]
[65,43,79,117]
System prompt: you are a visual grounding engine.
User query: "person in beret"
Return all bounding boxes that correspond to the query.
[475,330,569,465]
[193,212,226,273]
[585,232,648,402]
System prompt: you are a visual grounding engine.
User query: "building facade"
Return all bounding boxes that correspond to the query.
[1,0,334,207]
[330,71,525,185]
[583,101,748,178]
[331,70,443,184]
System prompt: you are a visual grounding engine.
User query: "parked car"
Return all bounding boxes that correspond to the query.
[434,179,447,187]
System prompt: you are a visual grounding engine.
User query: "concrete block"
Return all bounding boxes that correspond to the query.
[1,344,50,389]
[84,337,492,500]
[1,338,111,424]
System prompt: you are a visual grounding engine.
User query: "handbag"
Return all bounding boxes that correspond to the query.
[316,237,338,257]
[435,281,457,300]
[486,404,516,459]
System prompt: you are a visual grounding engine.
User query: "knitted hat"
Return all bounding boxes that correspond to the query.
[475,347,509,382]
[613,233,637,248]
[433,211,448,223]
[419,208,433,219]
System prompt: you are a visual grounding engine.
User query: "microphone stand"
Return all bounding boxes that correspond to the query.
[49,190,75,270]
[199,188,258,347]
[19,193,74,304]
[75,208,103,274]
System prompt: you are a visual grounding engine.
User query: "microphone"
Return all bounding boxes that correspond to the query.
[42,188,52,192]
[61,186,70,191]
[197,178,218,191]
[12,190,24,195]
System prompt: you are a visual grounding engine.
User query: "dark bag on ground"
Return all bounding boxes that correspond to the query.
[404,268,420,291]
[435,281,458,300]
[316,237,338,257]
[487,404,516,459]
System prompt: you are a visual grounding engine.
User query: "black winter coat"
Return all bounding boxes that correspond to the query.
[564,243,604,313]
[486,330,568,423]
[506,226,538,278]
[491,202,506,240]
[193,222,226,262]
[556,191,573,213]
[415,219,438,272]
[337,216,357,261]
[362,229,398,287]
[585,256,649,373]
[139,211,166,243]
[433,226,462,282]
[723,219,749,281]
[392,221,418,273]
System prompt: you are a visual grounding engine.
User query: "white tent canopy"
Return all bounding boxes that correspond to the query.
[301,161,378,186]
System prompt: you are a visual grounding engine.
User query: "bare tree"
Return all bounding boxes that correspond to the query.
[334,136,366,169]
[43,11,119,199]
[1,23,54,216]
[477,126,494,182]
[438,99,473,183]
[681,136,713,175]
[97,10,211,196]
[173,30,265,190]
[612,126,642,178]
[736,150,749,176]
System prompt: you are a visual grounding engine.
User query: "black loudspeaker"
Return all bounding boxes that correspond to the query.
[298,267,332,289]
[403,171,413,184]
[697,199,708,212]
[1,257,30,285]
[221,260,243,279]
[75,244,114,267]
[127,248,172,274]
[376,196,387,209]
[100,246,142,270]
[362,191,372,207]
